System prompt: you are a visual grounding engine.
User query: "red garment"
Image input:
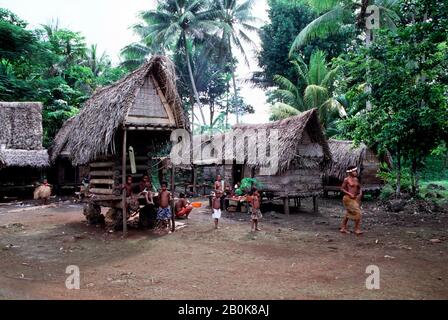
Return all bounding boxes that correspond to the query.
[176,205,193,218]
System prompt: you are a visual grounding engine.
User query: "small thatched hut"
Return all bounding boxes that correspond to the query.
[0,102,49,197]
[194,109,331,213]
[324,139,391,195]
[51,56,188,232]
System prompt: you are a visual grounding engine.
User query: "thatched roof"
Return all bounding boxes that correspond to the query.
[194,109,331,174]
[51,56,188,165]
[0,147,49,168]
[49,117,77,163]
[326,139,368,181]
[0,102,44,150]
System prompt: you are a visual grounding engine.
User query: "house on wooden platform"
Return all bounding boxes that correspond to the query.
[0,102,49,198]
[193,109,332,214]
[50,56,188,231]
[324,139,391,196]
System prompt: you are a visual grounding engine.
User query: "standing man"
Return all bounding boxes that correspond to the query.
[340,166,363,235]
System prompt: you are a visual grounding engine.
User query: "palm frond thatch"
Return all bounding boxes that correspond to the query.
[195,109,331,174]
[51,55,188,166]
[326,139,367,181]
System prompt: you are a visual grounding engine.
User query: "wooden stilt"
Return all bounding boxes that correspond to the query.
[313,196,318,213]
[171,164,176,233]
[192,165,197,195]
[283,197,290,215]
[122,129,128,237]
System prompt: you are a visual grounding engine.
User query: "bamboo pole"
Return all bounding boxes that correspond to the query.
[122,129,128,237]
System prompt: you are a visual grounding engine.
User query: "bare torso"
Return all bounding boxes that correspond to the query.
[159,190,171,208]
[213,196,221,210]
[252,192,261,209]
[341,177,361,198]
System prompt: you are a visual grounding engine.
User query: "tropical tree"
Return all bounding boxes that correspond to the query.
[289,0,400,56]
[270,50,346,129]
[258,0,352,85]
[211,0,261,123]
[85,44,110,77]
[138,0,219,125]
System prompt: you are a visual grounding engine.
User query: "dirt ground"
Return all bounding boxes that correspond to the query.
[0,197,447,300]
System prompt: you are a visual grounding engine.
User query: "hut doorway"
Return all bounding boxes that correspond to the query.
[233,163,244,186]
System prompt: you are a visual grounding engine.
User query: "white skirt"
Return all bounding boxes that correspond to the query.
[212,209,222,219]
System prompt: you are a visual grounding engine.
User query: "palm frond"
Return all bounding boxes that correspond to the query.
[304,84,328,109]
[289,5,345,56]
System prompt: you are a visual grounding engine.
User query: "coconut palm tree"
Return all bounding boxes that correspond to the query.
[271,50,346,129]
[139,0,219,125]
[210,0,261,123]
[85,44,109,76]
[289,0,400,56]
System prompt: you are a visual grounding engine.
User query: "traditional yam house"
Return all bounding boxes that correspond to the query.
[50,56,188,232]
[194,109,331,214]
[324,139,391,196]
[0,102,49,198]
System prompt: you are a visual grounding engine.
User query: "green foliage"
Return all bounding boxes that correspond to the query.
[258,0,350,84]
[336,1,448,194]
[0,10,127,147]
[268,50,346,131]
[235,178,262,196]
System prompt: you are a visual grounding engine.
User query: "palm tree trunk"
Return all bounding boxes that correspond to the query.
[183,33,206,125]
[228,39,240,124]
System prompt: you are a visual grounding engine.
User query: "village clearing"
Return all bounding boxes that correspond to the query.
[0,198,447,300]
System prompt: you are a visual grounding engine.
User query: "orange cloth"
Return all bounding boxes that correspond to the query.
[176,205,193,218]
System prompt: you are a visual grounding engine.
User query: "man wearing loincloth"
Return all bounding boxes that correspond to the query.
[340,166,363,235]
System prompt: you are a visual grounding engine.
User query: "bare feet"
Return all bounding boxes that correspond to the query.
[355,230,364,236]
[340,228,349,234]
[255,228,262,232]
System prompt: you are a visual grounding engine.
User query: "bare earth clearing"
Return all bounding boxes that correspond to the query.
[0,198,447,300]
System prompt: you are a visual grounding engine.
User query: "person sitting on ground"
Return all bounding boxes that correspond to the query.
[157,182,172,231]
[249,187,262,232]
[340,166,363,236]
[212,190,222,230]
[175,193,193,219]
[34,179,52,205]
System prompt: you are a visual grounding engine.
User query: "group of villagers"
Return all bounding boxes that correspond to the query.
[120,165,364,235]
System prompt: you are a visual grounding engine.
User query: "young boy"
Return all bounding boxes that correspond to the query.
[175,193,193,219]
[249,187,262,232]
[340,166,363,235]
[157,182,172,231]
[212,191,222,229]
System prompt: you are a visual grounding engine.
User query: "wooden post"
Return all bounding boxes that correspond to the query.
[192,165,197,195]
[171,164,176,233]
[313,196,318,213]
[122,129,128,237]
[283,196,290,215]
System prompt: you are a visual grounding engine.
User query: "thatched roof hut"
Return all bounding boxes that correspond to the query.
[325,139,391,191]
[51,55,188,166]
[194,109,331,174]
[0,102,49,169]
[194,109,330,213]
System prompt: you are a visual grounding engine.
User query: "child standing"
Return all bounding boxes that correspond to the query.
[212,191,222,229]
[249,187,262,232]
[157,182,172,231]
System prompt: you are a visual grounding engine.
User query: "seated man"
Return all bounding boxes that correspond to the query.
[175,193,193,219]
